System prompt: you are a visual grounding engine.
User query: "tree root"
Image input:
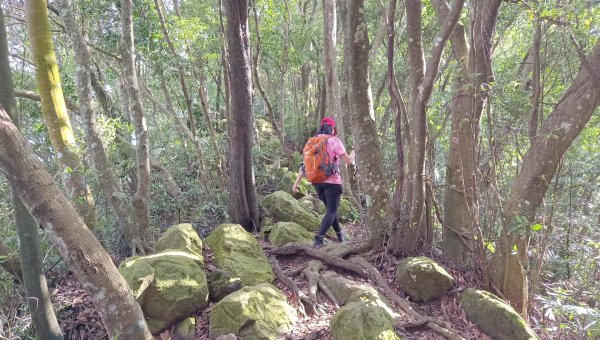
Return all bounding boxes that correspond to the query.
[270,255,317,316]
[303,260,323,303]
[268,244,368,279]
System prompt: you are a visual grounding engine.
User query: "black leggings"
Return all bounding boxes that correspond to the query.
[314,183,343,236]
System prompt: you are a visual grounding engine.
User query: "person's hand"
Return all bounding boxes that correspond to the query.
[292,183,299,193]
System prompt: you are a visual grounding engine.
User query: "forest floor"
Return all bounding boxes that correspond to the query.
[49,222,557,340]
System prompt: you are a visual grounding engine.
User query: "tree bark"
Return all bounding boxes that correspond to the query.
[392,0,464,252]
[431,0,501,265]
[322,0,357,205]
[493,41,600,316]
[0,106,152,339]
[24,0,97,230]
[346,0,390,248]
[58,0,141,255]
[120,0,151,255]
[224,0,260,231]
[1,5,62,338]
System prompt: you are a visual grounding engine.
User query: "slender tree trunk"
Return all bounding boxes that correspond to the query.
[120,0,151,255]
[1,6,62,337]
[58,0,141,255]
[0,106,152,339]
[492,41,600,316]
[528,13,542,141]
[322,0,357,205]
[24,0,97,230]
[385,0,408,219]
[391,0,464,252]
[346,0,390,248]
[224,0,260,231]
[431,0,501,265]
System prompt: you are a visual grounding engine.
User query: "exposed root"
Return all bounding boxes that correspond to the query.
[284,263,308,277]
[270,255,317,316]
[322,240,371,258]
[317,279,340,308]
[268,244,368,279]
[303,261,323,304]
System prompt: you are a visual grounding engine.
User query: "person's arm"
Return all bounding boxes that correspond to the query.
[292,167,305,193]
[339,150,355,165]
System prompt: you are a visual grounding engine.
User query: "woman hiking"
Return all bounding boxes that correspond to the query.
[292,117,355,247]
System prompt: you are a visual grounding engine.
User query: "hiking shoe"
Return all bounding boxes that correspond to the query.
[314,235,324,247]
[336,231,345,242]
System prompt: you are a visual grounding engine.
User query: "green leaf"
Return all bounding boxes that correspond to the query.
[530,223,543,231]
[484,241,496,253]
[0,255,9,263]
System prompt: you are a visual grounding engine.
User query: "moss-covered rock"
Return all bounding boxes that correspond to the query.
[275,171,313,198]
[338,197,359,222]
[262,191,321,232]
[461,288,538,340]
[331,302,400,340]
[118,251,209,334]
[207,269,242,303]
[320,271,399,319]
[154,223,203,260]
[174,317,196,340]
[395,256,455,302]
[299,195,326,215]
[268,222,314,246]
[208,283,297,339]
[206,224,274,286]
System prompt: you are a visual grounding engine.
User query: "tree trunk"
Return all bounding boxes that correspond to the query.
[431,0,501,265]
[0,106,152,339]
[120,0,151,255]
[224,0,260,231]
[346,0,390,248]
[492,41,600,316]
[24,0,97,230]
[322,0,357,205]
[1,6,62,337]
[391,0,464,253]
[58,0,140,255]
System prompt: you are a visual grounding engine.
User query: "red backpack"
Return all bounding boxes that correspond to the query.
[303,135,334,183]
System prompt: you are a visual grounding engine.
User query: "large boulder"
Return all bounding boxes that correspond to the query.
[319,271,399,319]
[268,222,313,246]
[118,251,209,334]
[209,283,297,339]
[154,223,204,260]
[174,317,196,340]
[275,171,313,198]
[395,256,455,302]
[331,302,400,340]
[461,288,539,340]
[207,269,242,303]
[262,191,321,232]
[205,224,274,286]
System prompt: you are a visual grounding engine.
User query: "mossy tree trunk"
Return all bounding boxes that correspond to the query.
[24,0,97,230]
[1,5,62,338]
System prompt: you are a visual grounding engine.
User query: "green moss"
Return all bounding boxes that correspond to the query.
[205,224,274,286]
[331,302,400,340]
[395,256,455,302]
[461,288,539,340]
[208,283,297,339]
[268,222,313,246]
[262,191,321,231]
[154,223,204,260]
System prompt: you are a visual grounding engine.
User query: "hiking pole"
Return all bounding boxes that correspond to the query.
[353,158,367,228]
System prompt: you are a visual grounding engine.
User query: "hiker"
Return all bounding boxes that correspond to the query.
[292,117,355,247]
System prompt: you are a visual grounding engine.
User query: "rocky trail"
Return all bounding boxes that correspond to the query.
[50,190,543,340]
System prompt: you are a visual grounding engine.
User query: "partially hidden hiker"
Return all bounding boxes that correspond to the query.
[292,117,355,247]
